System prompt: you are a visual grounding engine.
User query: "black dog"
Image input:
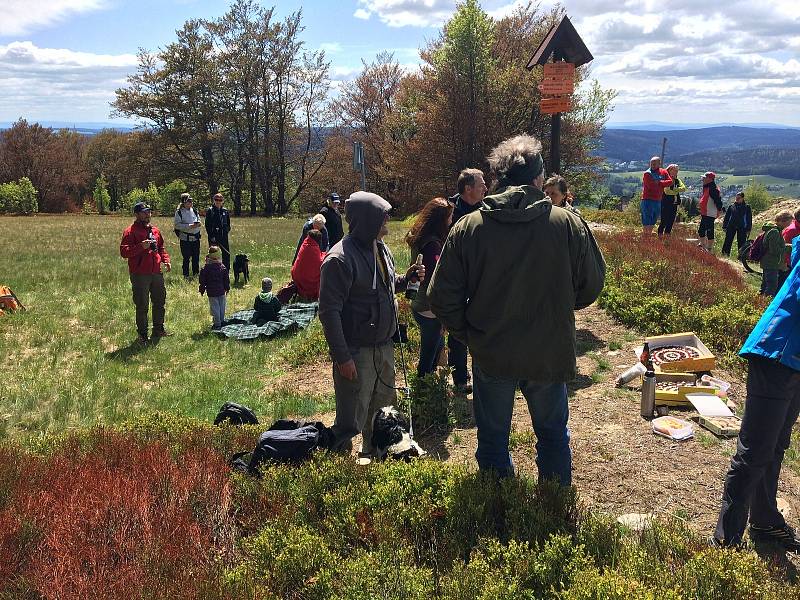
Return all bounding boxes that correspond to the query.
[233,254,250,284]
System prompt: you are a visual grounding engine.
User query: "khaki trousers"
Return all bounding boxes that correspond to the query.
[130,273,166,337]
[331,342,396,455]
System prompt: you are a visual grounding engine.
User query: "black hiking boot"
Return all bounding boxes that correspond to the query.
[749,524,800,553]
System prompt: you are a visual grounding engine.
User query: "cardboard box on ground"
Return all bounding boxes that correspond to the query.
[621,331,740,439]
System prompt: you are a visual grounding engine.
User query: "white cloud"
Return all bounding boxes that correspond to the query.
[0,0,106,36]
[0,41,137,122]
[354,0,456,28]
[319,42,343,54]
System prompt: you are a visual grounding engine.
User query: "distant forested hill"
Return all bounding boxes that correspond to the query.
[600,126,800,162]
[676,147,800,179]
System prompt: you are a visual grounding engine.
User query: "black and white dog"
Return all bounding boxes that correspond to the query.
[233,254,250,284]
[370,406,426,461]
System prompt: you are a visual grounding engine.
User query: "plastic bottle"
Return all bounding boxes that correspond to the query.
[615,362,647,387]
[404,254,423,300]
[641,371,656,419]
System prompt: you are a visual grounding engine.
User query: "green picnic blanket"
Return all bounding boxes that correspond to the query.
[218,302,318,340]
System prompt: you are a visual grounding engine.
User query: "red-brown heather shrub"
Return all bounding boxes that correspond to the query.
[0,431,235,599]
[596,232,768,365]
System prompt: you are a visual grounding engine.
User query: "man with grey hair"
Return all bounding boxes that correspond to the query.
[446,167,488,394]
[427,134,606,483]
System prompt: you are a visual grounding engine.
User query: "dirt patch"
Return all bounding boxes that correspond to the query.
[280,304,800,536]
[268,358,335,396]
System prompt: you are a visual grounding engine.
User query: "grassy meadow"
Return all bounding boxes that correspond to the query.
[1,214,416,440]
[5,215,800,598]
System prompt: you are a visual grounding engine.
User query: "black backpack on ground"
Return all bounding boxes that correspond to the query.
[214,402,259,426]
[229,419,335,477]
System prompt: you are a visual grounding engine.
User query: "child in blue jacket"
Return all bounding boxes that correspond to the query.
[715,236,800,550]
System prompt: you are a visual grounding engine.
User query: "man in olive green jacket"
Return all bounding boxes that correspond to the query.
[427,134,606,483]
[760,211,793,297]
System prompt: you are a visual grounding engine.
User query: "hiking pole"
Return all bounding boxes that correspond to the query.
[393,300,414,438]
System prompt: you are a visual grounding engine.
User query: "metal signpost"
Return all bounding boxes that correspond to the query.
[353,141,366,191]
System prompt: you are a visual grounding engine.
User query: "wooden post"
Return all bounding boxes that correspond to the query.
[550,51,565,176]
[526,16,593,177]
[551,113,561,176]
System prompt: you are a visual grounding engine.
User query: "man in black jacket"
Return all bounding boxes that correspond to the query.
[320,193,344,247]
[319,192,424,456]
[445,168,487,394]
[205,193,232,270]
[721,192,752,257]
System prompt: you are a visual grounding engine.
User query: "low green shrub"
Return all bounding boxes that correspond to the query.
[581,207,640,229]
[403,369,454,432]
[675,548,784,599]
[563,569,659,600]
[316,543,436,600]
[0,177,38,214]
[744,180,772,214]
[224,522,335,598]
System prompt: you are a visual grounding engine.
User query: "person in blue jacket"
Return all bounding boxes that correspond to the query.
[714,236,800,550]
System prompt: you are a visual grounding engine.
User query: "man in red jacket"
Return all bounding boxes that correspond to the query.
[120,202,171,342]
[641,156,673,238]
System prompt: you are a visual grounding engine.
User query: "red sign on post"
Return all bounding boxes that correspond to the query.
[538,79,575,95]
[540,97,572,114]
[543,62,575,78]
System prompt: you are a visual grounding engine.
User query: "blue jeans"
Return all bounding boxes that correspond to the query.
[448,334,470,385]
[413,312,444,377]
[208,294,227,328]
[472,365,571,484]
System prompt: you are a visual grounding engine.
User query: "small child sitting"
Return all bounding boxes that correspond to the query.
[199,246,230,330]
[253,277,282,323]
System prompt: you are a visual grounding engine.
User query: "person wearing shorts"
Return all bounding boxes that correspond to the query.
[641,156,673,237]
[641,199,661,230]
[698,215,716,243]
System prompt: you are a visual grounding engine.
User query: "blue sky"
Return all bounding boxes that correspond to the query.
[2,0,800,126]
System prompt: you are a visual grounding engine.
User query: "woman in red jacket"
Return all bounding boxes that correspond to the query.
[290,228,325,300]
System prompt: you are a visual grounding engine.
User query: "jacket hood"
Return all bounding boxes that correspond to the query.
[480,185,550,223]
[762,222,778,232]
[345,191,391,244]
[257,291,275,302]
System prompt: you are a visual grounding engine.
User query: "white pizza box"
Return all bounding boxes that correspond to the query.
[686,393,734,418]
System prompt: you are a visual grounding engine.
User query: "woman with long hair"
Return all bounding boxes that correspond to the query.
[405,197,454,377]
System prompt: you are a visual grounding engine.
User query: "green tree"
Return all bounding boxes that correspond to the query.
[93,174,111,215]
[159,179,188,214]
[744,179,772,214]
[431,0,495,172]
[121,182,162,214]
[113,20,225,197]
[0,177,38,214]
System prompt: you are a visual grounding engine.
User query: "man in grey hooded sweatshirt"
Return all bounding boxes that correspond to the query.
[319,191,425,456]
